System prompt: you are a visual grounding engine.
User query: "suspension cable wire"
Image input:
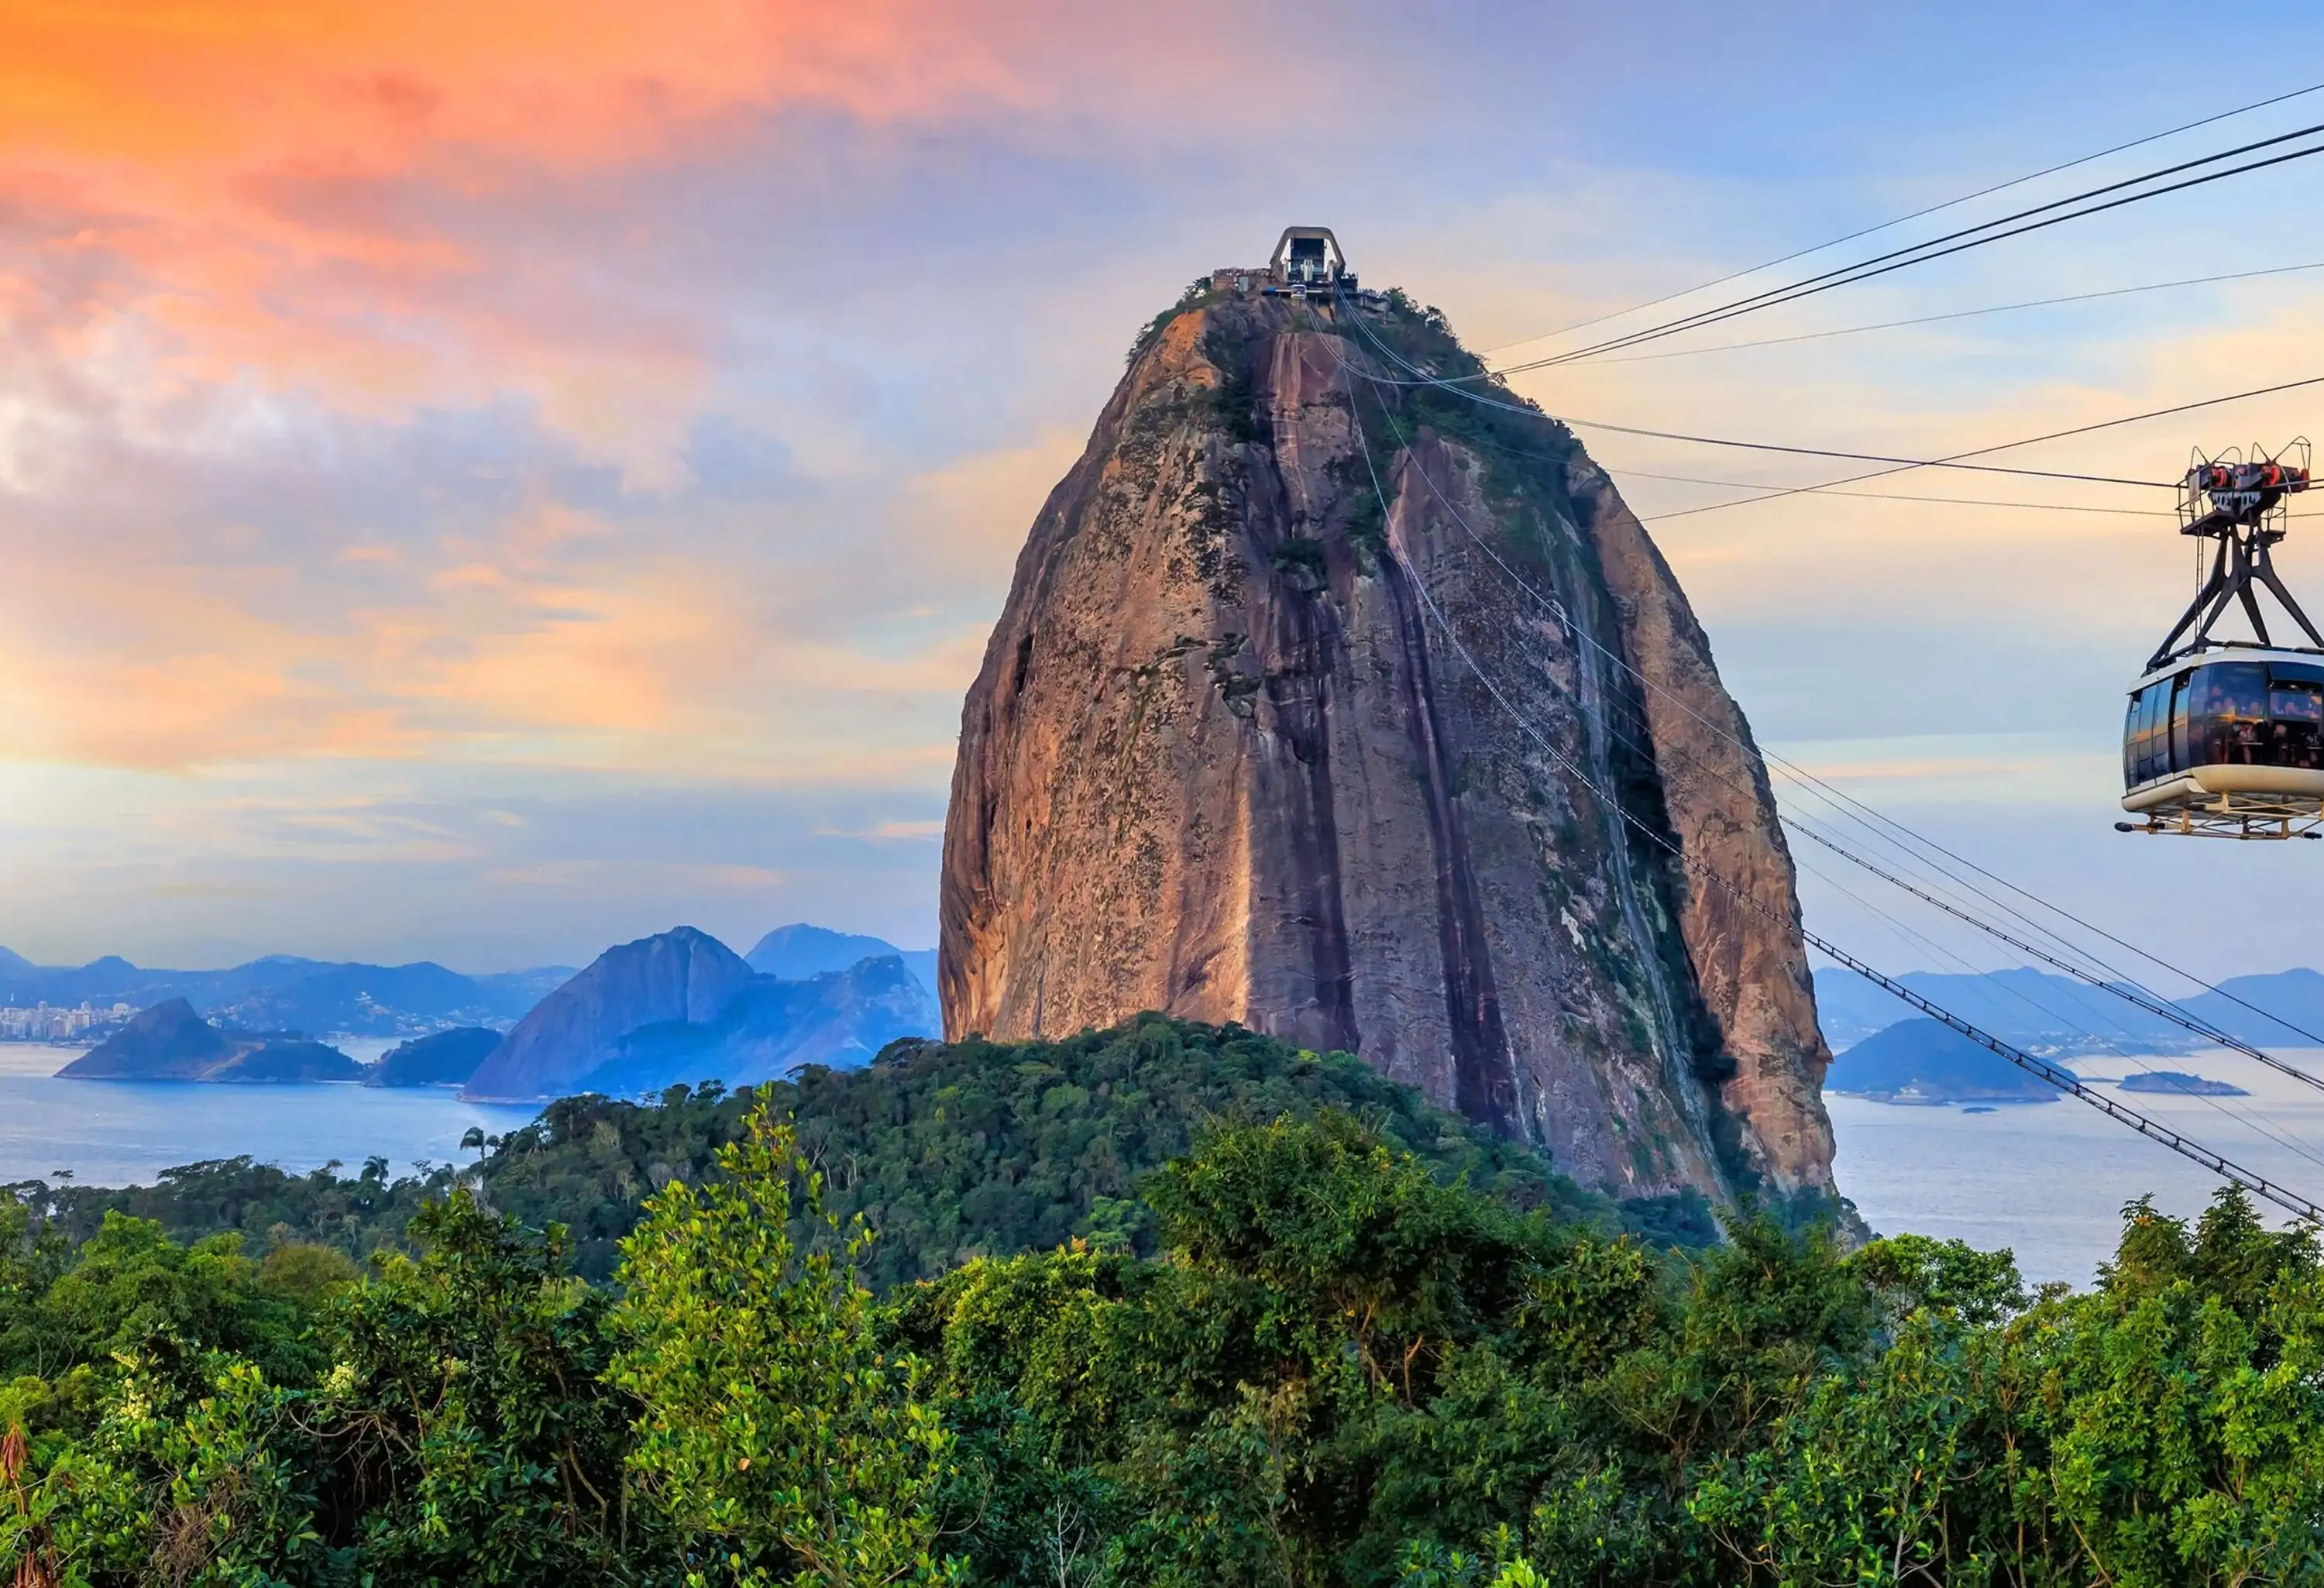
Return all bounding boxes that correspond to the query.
[1566,260,2324,366]
[1572,466,2172,517]
[1332,341,2324,1222]
[1332,293,2324,1094]
[1785,848,2324,1173]
[1350,342,2324,1111]
[1346,312,2324,522]
[1339,405,2178,517]
[1335,313,2324,1155]
[1495,122,2324,373]
[1479,80,2324,359]
[1334,292,2324,1133]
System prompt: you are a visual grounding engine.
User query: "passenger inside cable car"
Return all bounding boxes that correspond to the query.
[2124,658,2324,792]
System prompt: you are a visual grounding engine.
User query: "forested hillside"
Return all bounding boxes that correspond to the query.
[3,1093,2317,1585]
[13,1018,1722,1283]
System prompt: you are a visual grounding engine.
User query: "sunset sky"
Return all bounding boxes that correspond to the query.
[8,0,2324,977]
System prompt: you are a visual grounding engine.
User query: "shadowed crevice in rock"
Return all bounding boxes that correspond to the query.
[1375,539,1518,1136]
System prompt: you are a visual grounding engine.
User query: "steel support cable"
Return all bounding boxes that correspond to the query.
[1497,124,2324,372]
[1337,316,2177,488]
[1785,820,2324,1094]
[1570,260,2324,366]
[1332,294,2324,1051]
[1589,468,2171,517]
[1333,318,2324,1095]
[1397,485,2324,1222]
[1782,849,2324,1174]
[1816,944,2324,1224]
[1366,363,2324,1104]
[1388,425,2324,1165]
[1480,79,2324,359]
[1336,352,2324,1219]
[1368,364,2324,1102]
[1350,342,2324,525]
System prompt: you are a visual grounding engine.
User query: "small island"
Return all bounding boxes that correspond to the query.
[1826,1018,2068,1105]
[2116,1070,2249,1096]
[55,998,365,1084]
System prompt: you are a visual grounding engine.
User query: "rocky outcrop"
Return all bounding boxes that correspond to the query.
[462,926,757,1100]
[939,284,1836,1207]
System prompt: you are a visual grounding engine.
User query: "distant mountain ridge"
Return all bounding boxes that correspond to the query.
[0,950,570,1036]
[1812,964,2324,1054]
[745,923,937,1002]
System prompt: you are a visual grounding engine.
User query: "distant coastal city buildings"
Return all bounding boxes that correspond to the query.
[0,1001,134,1040]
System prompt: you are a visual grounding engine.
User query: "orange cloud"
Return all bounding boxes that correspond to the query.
[0,2,1041,180]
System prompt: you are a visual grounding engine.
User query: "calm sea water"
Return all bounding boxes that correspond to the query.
[0,1043,538,1189]
[1832,1047,2324,1286]
[7,1041,2322,1288]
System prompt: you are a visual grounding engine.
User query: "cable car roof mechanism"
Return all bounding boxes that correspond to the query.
[2119,440,2324,839]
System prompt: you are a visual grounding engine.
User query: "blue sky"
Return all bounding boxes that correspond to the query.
[5,0,2324,978]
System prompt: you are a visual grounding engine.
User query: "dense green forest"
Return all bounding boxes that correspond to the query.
[6,1018,2322,1584]
[7,1019,1723,1284]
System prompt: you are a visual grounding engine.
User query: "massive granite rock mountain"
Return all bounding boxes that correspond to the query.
[463,927,758,1099]
[939,279,1838,1208]
[461,926,941,1101]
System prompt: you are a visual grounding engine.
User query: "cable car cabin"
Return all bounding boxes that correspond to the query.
[2119,441,2323,837]
[2122,651,2324,837]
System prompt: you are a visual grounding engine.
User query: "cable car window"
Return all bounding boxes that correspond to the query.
[2271,682,2324,769]
[2270,662,2324,689]
[2191,662,2268,767]
[2136,681,2169,782]
[2170,672,2192,772]
[2199,662,2270,720]
[2270,686,2323,722]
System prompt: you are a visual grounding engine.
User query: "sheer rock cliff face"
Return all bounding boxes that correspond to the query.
[939,291,1837,1205]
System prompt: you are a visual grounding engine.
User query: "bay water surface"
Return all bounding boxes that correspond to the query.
[0,1042,537,1189]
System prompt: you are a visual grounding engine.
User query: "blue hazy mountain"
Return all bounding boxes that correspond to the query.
[0,953,572,1036]
[1812,966,2250,1055]
[466,926,940,1101]
[2174,968,2324,1047]
[0,922,937,1052]
[745,923,938,1002]
[1825,1018,2069,1104]
[582,954,938,1095]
